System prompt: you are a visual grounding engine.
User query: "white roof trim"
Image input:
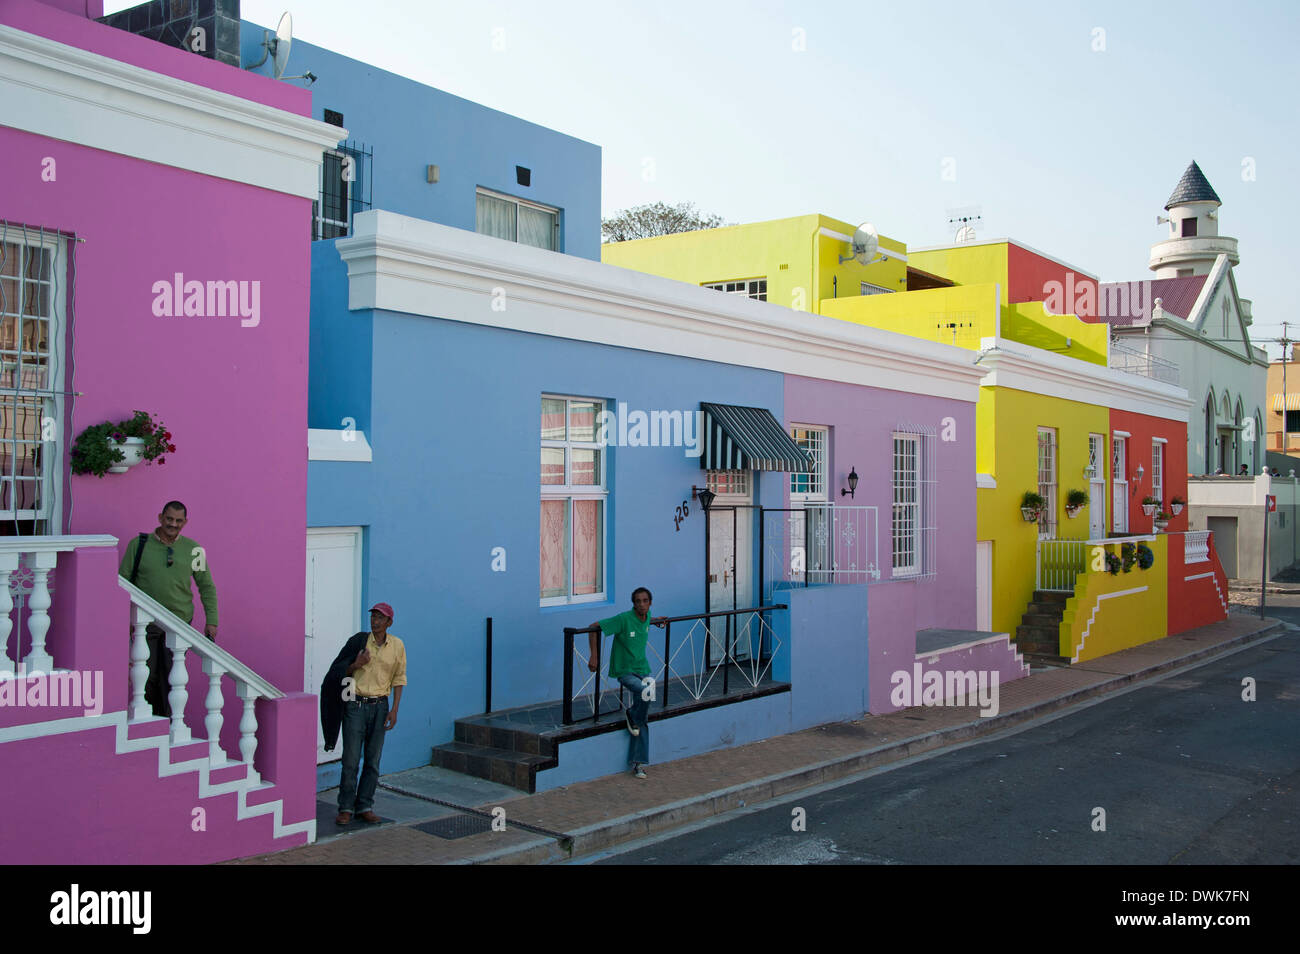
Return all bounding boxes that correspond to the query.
[336,212,988,402]
[975,338,1191,422]
[0,24,345,199]
[1153,436,1168,444]
[309,428,373,462]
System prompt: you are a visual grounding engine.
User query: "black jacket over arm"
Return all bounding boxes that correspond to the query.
[320,631,370,752]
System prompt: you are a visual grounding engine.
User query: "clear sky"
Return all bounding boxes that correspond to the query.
[106,0,1300,357]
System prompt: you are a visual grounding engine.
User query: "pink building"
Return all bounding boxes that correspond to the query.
[0,0,341,862]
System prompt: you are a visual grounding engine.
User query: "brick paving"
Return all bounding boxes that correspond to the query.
[231,614,1288,865]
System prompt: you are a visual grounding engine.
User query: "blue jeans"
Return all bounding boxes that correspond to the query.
[618,673,650,765]
[338,697,388,814]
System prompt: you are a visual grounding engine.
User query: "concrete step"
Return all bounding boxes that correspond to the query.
[1021,651,1073,668]
[1022,613,1064,628]
[1032,590,1071,604]
[430,740,555,794]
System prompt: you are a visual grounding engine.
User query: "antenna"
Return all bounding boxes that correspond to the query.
[946,205,982,243]
[838,223,888,266]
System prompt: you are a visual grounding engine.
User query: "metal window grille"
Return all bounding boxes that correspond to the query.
[1038,427,1057,540]
[892,425,936,580]
[0,222,68,535]
[702,279,767,301]
[706,470,749,496]
[313,140,372,241]
[540,395,606,604]
[788,426,827,498]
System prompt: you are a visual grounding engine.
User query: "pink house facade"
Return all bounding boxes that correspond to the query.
[0,0,342,862]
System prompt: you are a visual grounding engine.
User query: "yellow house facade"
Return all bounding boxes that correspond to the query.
[601,214,909,314]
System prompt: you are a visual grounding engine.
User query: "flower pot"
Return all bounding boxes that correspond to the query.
[1021,507,1041,522]
[1142,504,1157,516]
[1065,506,1082,519]
[1170,503,1184,516]
[107,437,146,474]
[1154,519,1169,532]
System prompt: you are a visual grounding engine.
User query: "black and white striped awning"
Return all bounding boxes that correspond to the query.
[700,403,813,472]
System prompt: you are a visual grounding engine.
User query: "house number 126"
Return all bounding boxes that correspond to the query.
[673,500,690,531]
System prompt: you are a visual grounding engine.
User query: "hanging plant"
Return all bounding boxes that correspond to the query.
[71,410,176,478]
[1021,490,1046,522]
[1170,495,1185,516]
[1136,542,1155,570]
[1065,488,1088,518]
[1104,552,1122,575]
[1121,542,1138,573]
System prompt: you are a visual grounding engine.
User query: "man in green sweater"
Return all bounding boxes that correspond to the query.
[118,500,218,718]
[588,587,664,779]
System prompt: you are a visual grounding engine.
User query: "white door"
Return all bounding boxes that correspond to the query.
[306,527,363,764]
[1089,434,1106,540]
[707,471,754,663]
[975,541,992,631]
[1112,437,1128,534]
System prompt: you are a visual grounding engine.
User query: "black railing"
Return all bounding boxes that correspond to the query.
[561,603,786,726]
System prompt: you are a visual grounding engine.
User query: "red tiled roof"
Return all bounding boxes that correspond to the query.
[1097,274,1207,325]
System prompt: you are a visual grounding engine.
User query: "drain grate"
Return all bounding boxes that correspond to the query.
[414,814,495,840]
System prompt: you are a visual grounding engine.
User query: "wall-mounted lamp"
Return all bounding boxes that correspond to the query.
[840,467,859,499]
[691,486,716,512]
[1135,463,1145,482]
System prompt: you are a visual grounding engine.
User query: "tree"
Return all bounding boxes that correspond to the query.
[602,201,727,243]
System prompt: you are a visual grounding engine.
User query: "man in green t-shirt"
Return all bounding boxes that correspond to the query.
[589,587,664,778]
[118,500,218,718]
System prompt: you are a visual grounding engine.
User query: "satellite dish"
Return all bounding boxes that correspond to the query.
[839,222,885,266]
[271,13,293,79]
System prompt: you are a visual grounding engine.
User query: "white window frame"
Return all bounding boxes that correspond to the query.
[0,224,66,534]
[702,278,767,301]
[315,148,352,240]
[540,394,606,606]
[1037,427,1057,541]
[892,432,922,577]
[1152,438,1165,513]
[706,469,750,497]
[788,425,828,502]
[476,187,560,251]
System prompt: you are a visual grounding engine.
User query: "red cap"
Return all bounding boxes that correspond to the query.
[370,602,395,620]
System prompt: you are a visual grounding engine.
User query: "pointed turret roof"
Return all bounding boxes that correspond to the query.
[1165,161,1221,209]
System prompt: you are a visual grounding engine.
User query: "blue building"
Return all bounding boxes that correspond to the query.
[247,22,998,793]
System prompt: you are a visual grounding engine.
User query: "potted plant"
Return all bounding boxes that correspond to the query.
[1153,510,1171,531]
[1021,491,1046,522]
[1104,551,1122,575]
[1136,542,1155,570]
[1141,495,1159,517]
[1121,541,1138,572]
[1065,488,1089,518]
[71,410,175,478]
[1170,495,1185,516]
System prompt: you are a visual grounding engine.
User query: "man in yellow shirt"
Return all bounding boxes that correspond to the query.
[336,602,406,825]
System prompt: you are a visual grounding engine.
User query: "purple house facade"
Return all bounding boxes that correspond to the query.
[0,0,342,862]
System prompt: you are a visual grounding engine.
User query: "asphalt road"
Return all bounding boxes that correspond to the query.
[596,621,1300,865]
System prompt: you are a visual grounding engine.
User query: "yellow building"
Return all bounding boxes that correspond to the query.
[608,219,1194,662]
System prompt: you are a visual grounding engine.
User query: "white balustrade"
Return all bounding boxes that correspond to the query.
[0,552,16,674]
[1185,530,1211,564]
[121,577,281,784]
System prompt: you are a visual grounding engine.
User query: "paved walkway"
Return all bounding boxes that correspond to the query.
[230,612,1287,865]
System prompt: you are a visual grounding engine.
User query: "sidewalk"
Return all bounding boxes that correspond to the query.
[230,612,1289,865]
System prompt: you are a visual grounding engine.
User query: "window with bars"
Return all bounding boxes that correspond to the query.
[540,395,605,604]
[788,425,827,500]
[1037,427,1057,540]
[312,141,372,241]
[702,279,767,301]
[1112,436,1128,533]
[706,470,750,496]
[0,223,66,535]
[477,188,560,251]
[892,432,922,575]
